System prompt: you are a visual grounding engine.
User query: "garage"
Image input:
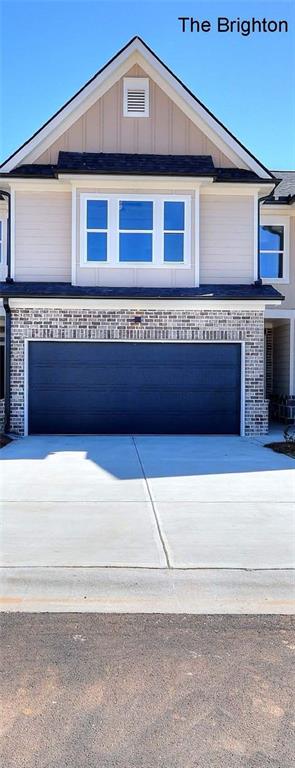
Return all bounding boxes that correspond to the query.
[27,341,241,435]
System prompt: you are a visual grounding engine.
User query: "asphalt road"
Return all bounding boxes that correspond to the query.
[1,614,294,768]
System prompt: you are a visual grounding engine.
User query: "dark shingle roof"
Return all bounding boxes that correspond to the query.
[5,164,57,178]
[270,171,295,203]
[0,282,284,301]
[57,152,215,176]
[1,152,274,183]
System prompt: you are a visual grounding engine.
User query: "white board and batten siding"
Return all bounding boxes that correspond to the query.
[13,189,256,287]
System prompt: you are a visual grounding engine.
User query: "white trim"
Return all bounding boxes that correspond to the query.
[10,189,15,280]
[9,298,278,311]
[71,186,77,285]
[63,179,271,195]
[289,318,294,396]
[1,177,214,191]
[1,49,139,171]
[260,214,290,284]
[132,42,271,177]
[0,215,7,280]
[80,193,191,269]
[265,309,295,319]
[263,204,295,217]
[253,190,258,282]
[194,188,200,286]
[23,337,246,438]
[123,77,149,117]
[1,38,273,178]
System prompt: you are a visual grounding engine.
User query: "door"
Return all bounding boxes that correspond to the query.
[28,341,241,434]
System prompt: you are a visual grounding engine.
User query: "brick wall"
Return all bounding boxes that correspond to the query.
[9,306,268,435]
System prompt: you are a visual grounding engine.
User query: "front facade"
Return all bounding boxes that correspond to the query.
[0,37,292,437]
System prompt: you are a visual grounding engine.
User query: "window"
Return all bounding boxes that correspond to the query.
[0,218,7,277]
[81,195,191,268]
[259,217,289,282]
[0,221,2,262]
[123,78,149,117]
[164,202,185,263]
[86,200,108,262]
[119,201,153,262]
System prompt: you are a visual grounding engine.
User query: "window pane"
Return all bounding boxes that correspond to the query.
[164,201,184,231]
[87,200,107,230]
[119,201,153,230]
[119,233,152,262]
[87,232,107,262]
[260,251,283,279]
[0,221,2,240]
[260,225,284,251]
[164,233,184,262]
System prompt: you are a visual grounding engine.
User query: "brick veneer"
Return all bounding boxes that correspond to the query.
[9,306,269,435]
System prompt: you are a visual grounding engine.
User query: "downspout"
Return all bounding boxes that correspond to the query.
[0,189,13,283]
[3,298,11,433]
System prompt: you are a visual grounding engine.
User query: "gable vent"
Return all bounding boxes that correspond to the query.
[123,77,149,118]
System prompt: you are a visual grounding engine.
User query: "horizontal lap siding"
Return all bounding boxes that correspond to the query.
[200,195,254,284]
[15,192,72,281]
[273,323,291,395]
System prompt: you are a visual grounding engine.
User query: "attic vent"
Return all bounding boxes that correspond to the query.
[123,77,149,117]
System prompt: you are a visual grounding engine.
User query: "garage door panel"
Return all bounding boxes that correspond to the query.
[28,342,241,435]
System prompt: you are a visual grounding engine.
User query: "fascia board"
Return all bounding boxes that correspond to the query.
[8,298,282,310]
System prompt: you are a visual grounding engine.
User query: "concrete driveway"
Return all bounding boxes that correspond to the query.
[1,434,294,571]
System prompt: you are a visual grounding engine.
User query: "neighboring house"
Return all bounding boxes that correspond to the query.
[0,36,292,437]
[262,173,295,424]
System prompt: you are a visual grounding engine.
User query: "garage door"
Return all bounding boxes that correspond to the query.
[28,341,241,434]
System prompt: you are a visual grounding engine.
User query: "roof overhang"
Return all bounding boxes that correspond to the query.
[1,37,274,180]
[5,298,282,311]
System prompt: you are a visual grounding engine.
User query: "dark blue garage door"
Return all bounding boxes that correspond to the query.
[28,341,241,434]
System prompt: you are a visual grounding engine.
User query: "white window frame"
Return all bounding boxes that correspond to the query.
[0,218,5,263]
[123,77,149,118]
[80,193,191,269]
[0,217,7,279]
[260,215,290,284]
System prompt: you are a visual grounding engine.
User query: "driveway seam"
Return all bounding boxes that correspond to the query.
[132,436,171,568]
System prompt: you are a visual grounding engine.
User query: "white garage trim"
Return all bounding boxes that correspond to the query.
[23,338,246,438]
[10,299,279,311]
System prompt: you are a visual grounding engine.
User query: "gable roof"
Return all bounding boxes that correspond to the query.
[0,37,274,179]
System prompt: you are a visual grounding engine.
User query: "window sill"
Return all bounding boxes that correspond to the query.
[262,278,289,285]
[80,261,192,270]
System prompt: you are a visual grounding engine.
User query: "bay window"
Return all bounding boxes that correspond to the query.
[80,194,191,267]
